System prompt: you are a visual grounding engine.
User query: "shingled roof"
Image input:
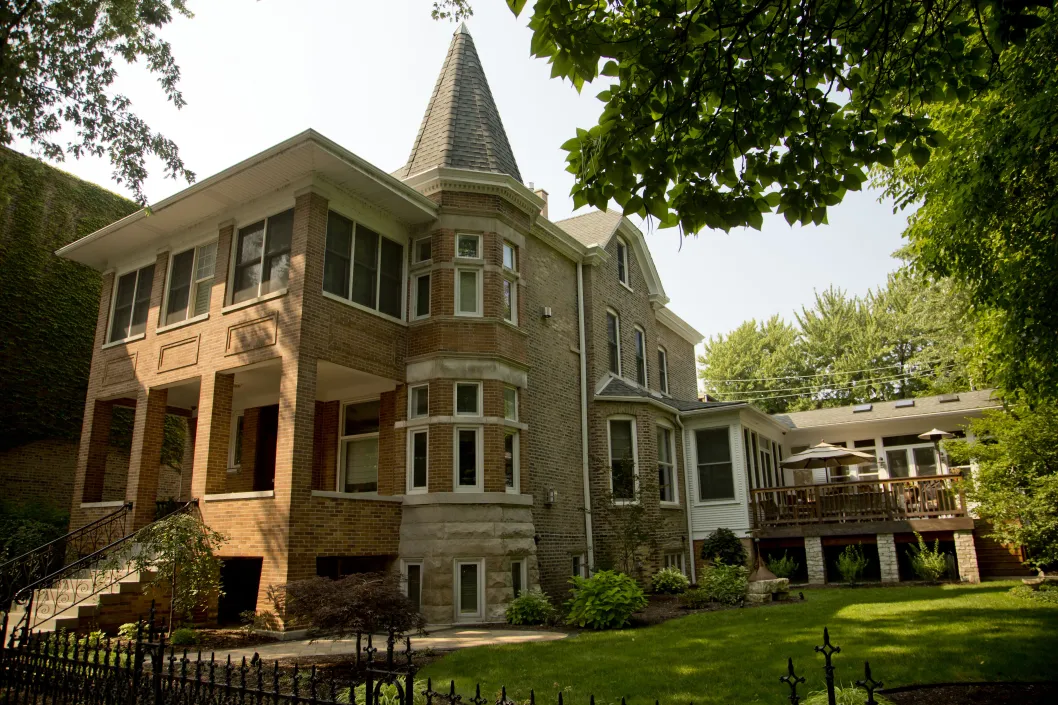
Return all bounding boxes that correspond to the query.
[397,23,522,181]
[554,210,623,248]
[596,376,745,414]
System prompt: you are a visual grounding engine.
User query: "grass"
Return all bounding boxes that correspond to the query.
[418,582,1058,705]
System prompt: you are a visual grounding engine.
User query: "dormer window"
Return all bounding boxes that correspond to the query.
[616,237,629,286]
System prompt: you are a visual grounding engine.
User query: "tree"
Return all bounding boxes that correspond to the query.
[877,10,1058,403]
[435,1,1049,231]
[281,572,426,640]
[946,403,1058,571]
[0,0,195,203]
[595,456,655,576]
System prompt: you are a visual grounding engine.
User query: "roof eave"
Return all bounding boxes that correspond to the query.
[656,306,704,345]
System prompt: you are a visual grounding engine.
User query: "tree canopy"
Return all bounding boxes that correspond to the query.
[0,0,195,203]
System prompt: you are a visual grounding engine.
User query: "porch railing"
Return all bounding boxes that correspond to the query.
[750,474,967,528]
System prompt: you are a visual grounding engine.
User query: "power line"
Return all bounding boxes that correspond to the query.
[701,360,949,384]
[704,365,955,397]
[717,366,956,403]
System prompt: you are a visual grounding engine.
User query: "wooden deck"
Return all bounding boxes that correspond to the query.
[750,475,968,529]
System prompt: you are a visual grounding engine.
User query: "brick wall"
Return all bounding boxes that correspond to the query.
[657,324,698,401]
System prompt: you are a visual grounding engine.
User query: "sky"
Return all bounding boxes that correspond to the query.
[14,0,913,346]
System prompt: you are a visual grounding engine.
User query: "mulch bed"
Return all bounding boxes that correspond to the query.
[191,628,280,650]
[882,682,1058,705]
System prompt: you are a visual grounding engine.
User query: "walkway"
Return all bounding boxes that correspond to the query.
[220,627,570,663]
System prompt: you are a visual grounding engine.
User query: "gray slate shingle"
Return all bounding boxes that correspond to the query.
[597,376,744,413]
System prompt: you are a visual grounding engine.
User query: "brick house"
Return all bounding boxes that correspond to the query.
[56,25,739,627]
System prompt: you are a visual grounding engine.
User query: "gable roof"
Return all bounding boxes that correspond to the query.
[396,23,522,182]
[554,210,623,248]
[596,376,744,414]
[772,389,1001,430]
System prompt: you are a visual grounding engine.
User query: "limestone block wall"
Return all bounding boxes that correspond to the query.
[805,536,826,584]
[954,530,980,583]
[877,533,899,583]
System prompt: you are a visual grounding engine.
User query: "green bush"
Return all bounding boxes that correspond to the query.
[699,562,749,605]
[803,685,892,705]
[350,682,427,705]
[506,589,558,625]
[908,532,948,582]
[0,501,68,561]
[1010,584,1058,605]
[565,571,648,629]
[767,552,800,579]
[680,588,712,609]
[650,566,690,594]
[837,545,870,584]
[170,628,198,646]
[117,622,147,640]
[699,528,747,566]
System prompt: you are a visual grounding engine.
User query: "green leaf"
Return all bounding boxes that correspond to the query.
[601,60,619,77]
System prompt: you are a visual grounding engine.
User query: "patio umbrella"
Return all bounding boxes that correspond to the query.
[780,442,875,483]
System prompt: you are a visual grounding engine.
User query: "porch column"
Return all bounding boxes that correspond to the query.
[805,536,826,584]
[78,399,115,505]
[954,530,980,583]
[877,533,900,583]
[125,387,168,529]
[191,372,235,498]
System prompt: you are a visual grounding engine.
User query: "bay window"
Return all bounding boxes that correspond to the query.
[454,426,482,491]
[505,430,519,492]
[408,429,429,492]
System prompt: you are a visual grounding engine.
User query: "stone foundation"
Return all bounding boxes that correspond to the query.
[805,536,826,584]
[954,530,980,583]
[877,533,899,583]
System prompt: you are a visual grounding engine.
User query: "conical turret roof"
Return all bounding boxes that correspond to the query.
[397,23,522,181]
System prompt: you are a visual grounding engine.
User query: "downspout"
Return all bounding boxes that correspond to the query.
[675,415,696,583]
[577,262,595,572]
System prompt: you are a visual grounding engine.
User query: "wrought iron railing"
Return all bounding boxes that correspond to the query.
[0,502,133,610]
[6,500,197,636]
[751,474,967,528]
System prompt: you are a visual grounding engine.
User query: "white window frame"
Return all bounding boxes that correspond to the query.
[401,559,424,612]
[414,237,433,263]
[502,241,517,271]
[657,347,669,394]
[105,261,156,346]
[606,309,622,377]
[336,399,381,494]
[454,558,485,621]
[664,552,687,575]
[406,428,429,494]
[510,558,527,598]
[633,326,648,387]
[228,208,295,306]
[607,415,639,503]
[504,429,520,494]
[161,240,217,328]
[454,382,482,417]
[503,386,518,422]
[694,424,737,504]
[453,426,484,492]
[408,384,429,420]
[228,410,245,472]
[883,442,940,479]
[657,423,679,505]
[616,236,630,286]
[321,209,407,322]
[412,272,431,320]
[503,276,518,324]
[454,267,483,317]
[455,233,483,260]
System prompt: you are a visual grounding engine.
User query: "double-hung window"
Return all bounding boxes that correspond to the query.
[108,263,156,344]
[455,234,482,316]
[616,237,629,285]
[413,273,431,318]
[657,347,669,394]
[232,209,293,304]
[696,427,735,501]
[504,430,520,492]
[657,425,676,503]
[229,411,245,471]
[510,559,526,598]
[634,326,647,386]
[408,429,429,493]
[455,559,484,620]
[606,310,621,375]
[454,427,482,491]
[503,387,518,421]
[608,418,637,501]
[164,242,217,326]
[455,382,481,416]
[324,211,404,319]
[409,384,429,419]
[339,400,380,493]
[502,241,517,324]
[414,238,432,263]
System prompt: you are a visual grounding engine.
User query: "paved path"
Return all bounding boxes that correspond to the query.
[219,628,570,663]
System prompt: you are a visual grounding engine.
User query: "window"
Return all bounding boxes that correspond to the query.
[658,426,676,503]
[634,327,647,386]
[339,400,380,493]
[913,446,938,475]
[885,449,911,478]
[414,238,432,262]
[503,277,517,323]
[503,387,518,421]
[504,430,519,492]
[107,263,155,344]
[456,269,481,316]
[853,439,879,479]
[882,436,942,478]
[164,242,217,326]
[403,561,423,612]
[456,234,481,259]
[571,554,587,578]
[657,348,669,394]
[503,241,517,271]
[232,209,293,304]
[455,382,481,416]
[510,559,526,598]
[608,418,637,501]
[616,237,629,285]
[413,273,431,318]
[695,427,735,501]
[606,310,621,375]
[664,552,686,575]
[409,384,429,419]
[323,211,404,319]
[408,429,429,492]
[759,441,775,487]
[454,427,482,490]
[455,560,484,619]
[229,411,245,470]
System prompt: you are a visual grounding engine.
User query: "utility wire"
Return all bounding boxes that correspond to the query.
[704,364,956,397]
[714,365,957,402]
[701,359,951,384]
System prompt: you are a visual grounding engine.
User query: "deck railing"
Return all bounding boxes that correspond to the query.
[750,474,967,528]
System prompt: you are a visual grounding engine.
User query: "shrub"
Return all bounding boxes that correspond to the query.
[117,622,147,640]
[699,562,749,605]
[350,682,427,705]
[767,552,800,579]
[506,589,557,625]
[837,545,870,584]
[803,685,892,705]
[699,528,747,567]
[908,532,948,582]
[680,588,711,609]
[170,628,198,646]
[1010,584,1058,605]
[565,571,647,629]
[650,567,690,594]
[281,572,426,639]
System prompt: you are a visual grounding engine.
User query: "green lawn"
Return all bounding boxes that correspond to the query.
[418,582,1058,705]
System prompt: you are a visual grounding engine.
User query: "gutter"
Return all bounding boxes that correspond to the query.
[576,262,595,572]
[675,414,697,583]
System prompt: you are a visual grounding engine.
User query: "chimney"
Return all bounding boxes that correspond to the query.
[534,187,549,219]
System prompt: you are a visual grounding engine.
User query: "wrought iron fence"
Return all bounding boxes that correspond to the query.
[780,627,884,705]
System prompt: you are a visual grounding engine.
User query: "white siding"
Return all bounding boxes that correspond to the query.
[684,411,753,539]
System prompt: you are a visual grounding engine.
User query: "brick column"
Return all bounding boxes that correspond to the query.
[805,536,826,584]
[80,399,115,504]
[191,372,234,498]
[125,387,169,529]
[877,533,900,583]
[954,530,980,583]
